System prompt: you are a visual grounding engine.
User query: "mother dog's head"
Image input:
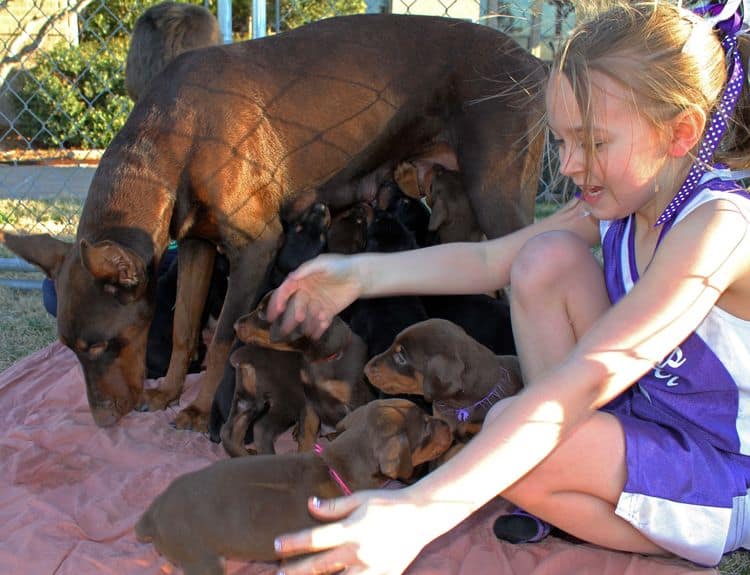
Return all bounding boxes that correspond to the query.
[2,231,155,426]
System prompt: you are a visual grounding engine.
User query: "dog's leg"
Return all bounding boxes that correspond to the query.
[141,238,215,411]
[220,363,258,457]
[296,402,321,452]
[174,231,280,431]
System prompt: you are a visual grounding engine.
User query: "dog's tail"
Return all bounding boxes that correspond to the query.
[134,509,156,543]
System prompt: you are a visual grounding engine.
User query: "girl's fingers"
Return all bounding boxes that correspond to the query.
[275,521,350,558]
[266,280,297,322]
[275,495,363,558]
[277,291,309,335]
[278,543,359,575]
[266,258,325,321]
[308,494,363,520]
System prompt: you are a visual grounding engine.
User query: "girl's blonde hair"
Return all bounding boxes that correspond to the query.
[553,1,750,176]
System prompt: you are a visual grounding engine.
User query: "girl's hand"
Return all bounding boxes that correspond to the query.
[275,490,435,575]
[267,254,364,339]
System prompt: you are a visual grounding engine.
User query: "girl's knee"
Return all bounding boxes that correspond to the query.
[510,231,598,299]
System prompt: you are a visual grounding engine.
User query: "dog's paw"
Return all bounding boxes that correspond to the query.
[394,161,421,199]
[173,405,209,432]
[138,386,179,412]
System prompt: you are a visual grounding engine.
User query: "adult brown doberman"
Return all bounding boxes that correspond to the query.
[1,14,546,431]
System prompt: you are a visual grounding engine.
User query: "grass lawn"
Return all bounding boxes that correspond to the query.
[0,197,749,573]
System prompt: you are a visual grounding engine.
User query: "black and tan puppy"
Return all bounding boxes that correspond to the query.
[234,292,375,450]
[219,345,305,457]
[365,319,523,439]
[135,399,453,573]
[265,202,331,291]
[326,203,373,254]
[346,210,429,358]
[375,180,433,247]
[126,1,220,102]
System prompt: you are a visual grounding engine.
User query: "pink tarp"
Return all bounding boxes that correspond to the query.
[0,342,718,575]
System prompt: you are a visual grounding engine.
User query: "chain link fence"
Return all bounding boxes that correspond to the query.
[0,0,574,260]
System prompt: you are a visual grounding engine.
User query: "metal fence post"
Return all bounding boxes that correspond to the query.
[218,0,233,44]
[253,0,267,39]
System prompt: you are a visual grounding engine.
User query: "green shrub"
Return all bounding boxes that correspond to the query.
[14,37,132,149]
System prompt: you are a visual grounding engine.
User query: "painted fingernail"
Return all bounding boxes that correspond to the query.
[311,496,321,508]
[274,538,283,553]
[276,570,285,575]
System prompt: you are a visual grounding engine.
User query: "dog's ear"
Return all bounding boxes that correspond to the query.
[233,309,300,351]
[233,314,258,344]
[1,231,71,279]
[377,434,413,479]
[80,239,147,290]
[394,161,421,200]
[236,362,257,396]
[424,355,464,402]
[317,379,352,406]
[229,345,254,368]
[334,404,368,433]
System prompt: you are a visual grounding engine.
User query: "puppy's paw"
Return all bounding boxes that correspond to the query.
[174,405,209,432]
[394,161,421,199]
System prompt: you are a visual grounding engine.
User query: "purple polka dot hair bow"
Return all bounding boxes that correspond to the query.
[654,0,747,228]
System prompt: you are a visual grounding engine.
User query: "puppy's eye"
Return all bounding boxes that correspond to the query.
[393,350,407,366]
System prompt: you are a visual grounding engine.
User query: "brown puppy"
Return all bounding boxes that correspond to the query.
[135,398,453,573]
[365,319,523,439]
[125,1,220,102]
[219,345,305,457]
[234,292,374,450]
[1,15,545,431]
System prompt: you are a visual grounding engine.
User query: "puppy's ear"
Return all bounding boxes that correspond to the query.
[229,345,253,368]
[236,362,257,396]
[233,314,259,343]
[377,434,413,479]
[394,161,421,199]
[335,404,368,433]
[424,355,464,402]
[317,379,352,406]
[234,310,299,351]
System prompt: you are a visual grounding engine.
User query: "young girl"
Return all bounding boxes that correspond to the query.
[267,2,750,572]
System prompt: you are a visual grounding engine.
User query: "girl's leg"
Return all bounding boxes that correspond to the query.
[494,403,666,555]
[503,231,665,554]
[509,230,611,384]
